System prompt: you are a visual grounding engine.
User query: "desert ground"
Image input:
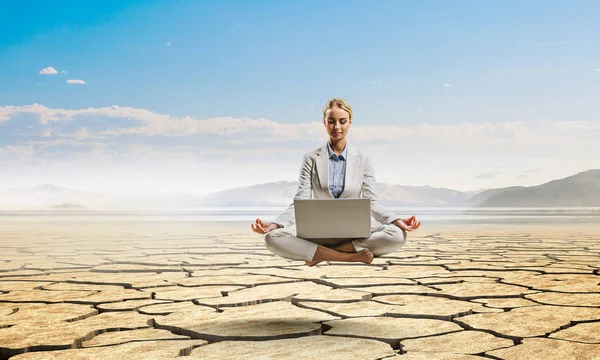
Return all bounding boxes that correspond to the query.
[1,215,600,359]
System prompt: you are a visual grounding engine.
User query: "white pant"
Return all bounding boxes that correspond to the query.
[264,224,407,261]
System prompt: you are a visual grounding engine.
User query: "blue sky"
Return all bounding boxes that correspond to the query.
[0,0,599,193]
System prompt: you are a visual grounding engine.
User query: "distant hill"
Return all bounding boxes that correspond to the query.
[397,185,485,207]
[1,169,598,210]
[475,170,600,207]
[465,186,524,206]
[194,170,600,208]
[2,184,93,209]
[198,181,297,207]
[0,184,201,210]
[196,182,479,207]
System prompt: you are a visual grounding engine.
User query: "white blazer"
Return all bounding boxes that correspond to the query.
[272,142,399,228]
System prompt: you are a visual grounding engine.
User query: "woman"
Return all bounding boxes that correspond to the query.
[251,98,421,266]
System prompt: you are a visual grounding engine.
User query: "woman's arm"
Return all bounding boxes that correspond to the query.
[272,153,313,228]
[361,155,402,225]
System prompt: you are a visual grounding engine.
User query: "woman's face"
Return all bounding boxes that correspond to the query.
[324,106,351,141]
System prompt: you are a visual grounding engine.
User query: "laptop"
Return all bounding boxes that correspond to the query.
[294,198,371,239]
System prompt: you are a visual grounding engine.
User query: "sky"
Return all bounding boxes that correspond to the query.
[0,0,599,195]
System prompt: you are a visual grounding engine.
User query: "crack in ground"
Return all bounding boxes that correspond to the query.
[3,225,600,359]
[450,317,523,345]
[543,318,600,342]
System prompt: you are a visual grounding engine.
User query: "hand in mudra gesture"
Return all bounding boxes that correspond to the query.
[393,215,421,232]
[252,216,421,234]
[251,218,279,234]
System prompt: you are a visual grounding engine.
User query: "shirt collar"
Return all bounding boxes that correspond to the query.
[327,141,348,160]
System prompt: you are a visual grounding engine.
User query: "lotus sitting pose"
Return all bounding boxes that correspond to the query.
[251,97,421,266]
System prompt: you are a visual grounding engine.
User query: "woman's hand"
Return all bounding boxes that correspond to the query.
[393,215,421,232]
[251,218,279,234]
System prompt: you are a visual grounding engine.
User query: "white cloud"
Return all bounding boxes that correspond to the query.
[516,168,544,180]
[71,127,92,139]
[61,70,67,74]
[166,42,171,46]
[0,103,598,192]
[24,138,101,150]
[474,172,500,179]
[39,67,58,75]
[594,69,600,72]
[0,106,20,122]
[0,145,36,158]
[0,103,288,135]
[66,79,87,85]
[538,40,569,46]
[56,127,105,140]
[443,84,452,87]
[2,104,600,147]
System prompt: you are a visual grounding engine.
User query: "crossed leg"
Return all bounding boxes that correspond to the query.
[264,224,407,266]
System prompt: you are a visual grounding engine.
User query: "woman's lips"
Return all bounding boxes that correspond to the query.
[332,132,341,136]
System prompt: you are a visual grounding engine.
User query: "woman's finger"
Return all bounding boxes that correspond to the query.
[252,223,265,234]
[407,225,417,231]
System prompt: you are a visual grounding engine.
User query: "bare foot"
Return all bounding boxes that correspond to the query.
[305,249,373,267]
[305,259,322,267]
[354,249,374,264]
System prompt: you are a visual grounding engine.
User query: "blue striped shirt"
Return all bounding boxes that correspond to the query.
[327,142,347,198]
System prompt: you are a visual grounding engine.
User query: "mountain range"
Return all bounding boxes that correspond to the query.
[0,169,598,210]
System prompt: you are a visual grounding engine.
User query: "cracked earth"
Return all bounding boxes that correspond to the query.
[1,220,600,359]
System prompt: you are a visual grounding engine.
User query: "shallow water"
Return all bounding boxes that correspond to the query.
[1,207,599,225]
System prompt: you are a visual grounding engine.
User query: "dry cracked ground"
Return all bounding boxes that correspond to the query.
[1,219,600,359]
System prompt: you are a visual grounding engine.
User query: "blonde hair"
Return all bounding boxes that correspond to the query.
[322,98,353,120]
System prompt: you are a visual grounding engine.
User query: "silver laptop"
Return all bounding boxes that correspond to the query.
[294,198,371,239]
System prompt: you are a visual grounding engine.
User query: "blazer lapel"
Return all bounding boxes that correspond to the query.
[315,144,332,198]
